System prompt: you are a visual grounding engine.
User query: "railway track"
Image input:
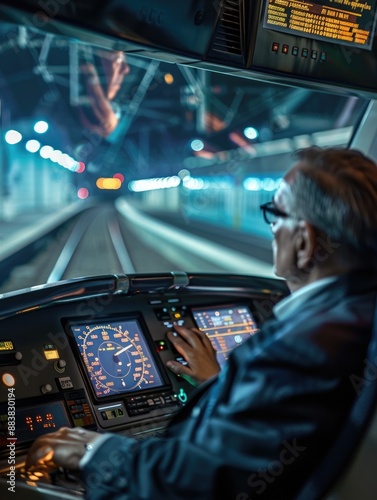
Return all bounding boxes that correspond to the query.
[0,201,274,294]
[0,205,134,292]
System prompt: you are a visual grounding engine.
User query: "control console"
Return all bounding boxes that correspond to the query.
[0,272,288,498]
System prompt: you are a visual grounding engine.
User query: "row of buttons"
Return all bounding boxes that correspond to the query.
[66,395,95,426]
[155,305,187,329]
[149,298,180,305]
[155,305,187,321]
[125,392,179,416]
[272,42,327,61]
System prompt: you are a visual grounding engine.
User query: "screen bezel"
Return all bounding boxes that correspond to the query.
[64,314,171,403]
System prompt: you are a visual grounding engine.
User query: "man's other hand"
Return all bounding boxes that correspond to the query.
[26,427,101,472]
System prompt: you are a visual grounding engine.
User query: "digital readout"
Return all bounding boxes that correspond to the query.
[0,401,70,445]
[0,341,14,351]
[264,0,377,49]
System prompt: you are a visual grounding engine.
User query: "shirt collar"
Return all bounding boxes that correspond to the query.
[273,276,337,322]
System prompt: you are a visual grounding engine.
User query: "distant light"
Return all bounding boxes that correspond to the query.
[183,176,206,190]
[263,178,277,191]
[243,177,262,191]
[194,150,214,159]
[164,73,174,85]
[60,154,74,170]
[76,162,86,174]
[244,127,258,140]
[5,130,22,145]
[191,139,204,152]
[243,177,281,192]
[77,188,89,199]
[50,150,63,163]
[178,169,190,180]
[129,176,181,192]
[34,121,49,134]
[113,173,125,183]
[96,178,122,190]
[40,145,54,159]
[25,139,41,153]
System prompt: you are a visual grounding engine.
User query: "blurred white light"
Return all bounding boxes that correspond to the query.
[244,127,258,140]
[129,176,181,192]
[183,176,205,190]
[34,121,49,134]
[5,130,22,145]
[190,139,204,152]
[63,155,77,171]
[25,139,41,153]
[262,178,277,191]
[169,176,181,188]
[243,177,262,191]
[50,150,63,163]
[40,145,54,159]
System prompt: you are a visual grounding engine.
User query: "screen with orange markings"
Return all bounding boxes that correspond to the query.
[0,401,71,445]
[263,0,377,49]
[191,305,259,367]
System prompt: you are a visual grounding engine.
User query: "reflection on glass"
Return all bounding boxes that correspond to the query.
[0,23,368,292]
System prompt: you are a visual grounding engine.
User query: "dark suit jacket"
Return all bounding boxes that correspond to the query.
[82,271,377,499]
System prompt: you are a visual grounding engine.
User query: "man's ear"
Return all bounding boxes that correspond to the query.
[295,221,317,270]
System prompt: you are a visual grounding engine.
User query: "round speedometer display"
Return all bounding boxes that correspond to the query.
[71,319,164,398]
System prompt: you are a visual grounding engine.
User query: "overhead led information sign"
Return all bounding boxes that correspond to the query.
[264,0,377,49]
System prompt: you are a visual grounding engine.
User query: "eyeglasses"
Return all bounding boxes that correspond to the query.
[259,201,290,225]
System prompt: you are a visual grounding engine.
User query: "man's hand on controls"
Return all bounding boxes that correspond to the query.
[166,325,220,386]
[25,427,101,472]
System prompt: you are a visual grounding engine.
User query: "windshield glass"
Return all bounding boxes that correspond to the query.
[0,23,368,293]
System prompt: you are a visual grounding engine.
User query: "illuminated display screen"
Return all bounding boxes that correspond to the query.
[264,0,377,49]
[0,402,71,445]
[0,341,14,351]
[70,319,165,399]
[192,305,259,367]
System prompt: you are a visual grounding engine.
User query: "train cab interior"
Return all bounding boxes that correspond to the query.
[0,1,377,498]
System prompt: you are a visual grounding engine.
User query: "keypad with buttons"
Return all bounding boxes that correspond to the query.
[125,391,180,416]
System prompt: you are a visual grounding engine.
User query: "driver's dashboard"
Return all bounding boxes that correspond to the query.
[0,272,288,498]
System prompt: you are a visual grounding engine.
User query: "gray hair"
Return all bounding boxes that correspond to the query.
[289,147,377,265]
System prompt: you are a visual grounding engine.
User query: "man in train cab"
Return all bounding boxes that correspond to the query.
[26,146,377,499]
